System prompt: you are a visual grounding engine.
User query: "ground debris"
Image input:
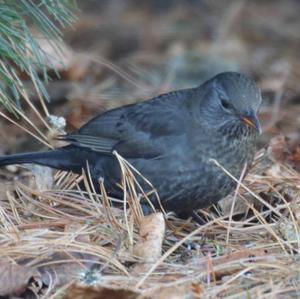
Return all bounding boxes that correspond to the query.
[0,261,39,297]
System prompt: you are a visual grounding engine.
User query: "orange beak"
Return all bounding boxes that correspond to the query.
[242,114,262,134]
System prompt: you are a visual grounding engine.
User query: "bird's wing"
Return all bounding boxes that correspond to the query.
[60,89,193,158]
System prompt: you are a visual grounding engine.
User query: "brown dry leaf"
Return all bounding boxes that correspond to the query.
[0,261,39,296]
[291,146,300,162]
[26,164,54,191]
[267,135,290,163]
[133,213,165,273]
[39,224,96,288]
[62,284,149,299]
[218,194,249,216]
[39,251,89,288]
[278,220,299,242]
[62,283,199,299]
[265,135,300,172]
[62,54,94,81]
[144,283,200,299]
[265,163,283,179]
[290,145,300,171]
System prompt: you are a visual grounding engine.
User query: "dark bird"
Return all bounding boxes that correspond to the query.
[0,72,262,214]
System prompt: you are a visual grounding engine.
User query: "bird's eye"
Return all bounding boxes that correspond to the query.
[220,98,230,110]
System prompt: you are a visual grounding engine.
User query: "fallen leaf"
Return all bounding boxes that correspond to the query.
[62,284,148,299]
[289,145,300,171]
[39,252,88,288]
[218,194,249,216]
[290,146,300,162]
[144,283,199,299]
[278,219,299,242]
[62,283,199,299]
[267,135,289,163]
[0,261,39,296]
[133,213,165,273]
[62,54,94,81]
[26,164,54,191]
[39,224,96,288]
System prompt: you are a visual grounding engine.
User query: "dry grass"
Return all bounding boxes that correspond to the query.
[0,144,300,298]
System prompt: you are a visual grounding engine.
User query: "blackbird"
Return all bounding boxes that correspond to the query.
[0,72,262,213]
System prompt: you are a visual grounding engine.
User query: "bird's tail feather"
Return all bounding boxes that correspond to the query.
[0,146,84,173]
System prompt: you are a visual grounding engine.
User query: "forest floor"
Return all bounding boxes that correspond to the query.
[1,1,300,298]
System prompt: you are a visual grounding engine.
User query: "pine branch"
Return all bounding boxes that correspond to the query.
[0,0,77,113]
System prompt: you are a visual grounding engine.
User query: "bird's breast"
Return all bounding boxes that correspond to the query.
[127,130,257,211]
[173,130,258,209]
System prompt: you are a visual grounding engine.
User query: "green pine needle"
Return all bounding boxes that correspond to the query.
[0,0,77,114]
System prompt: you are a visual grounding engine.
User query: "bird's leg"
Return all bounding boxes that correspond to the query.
[191,210,207,225]
[175,209,207,225]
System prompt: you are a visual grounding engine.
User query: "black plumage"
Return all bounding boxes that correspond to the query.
[0,72,262,213]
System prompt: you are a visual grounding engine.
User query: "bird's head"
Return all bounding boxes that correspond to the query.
[197,72,262,136]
